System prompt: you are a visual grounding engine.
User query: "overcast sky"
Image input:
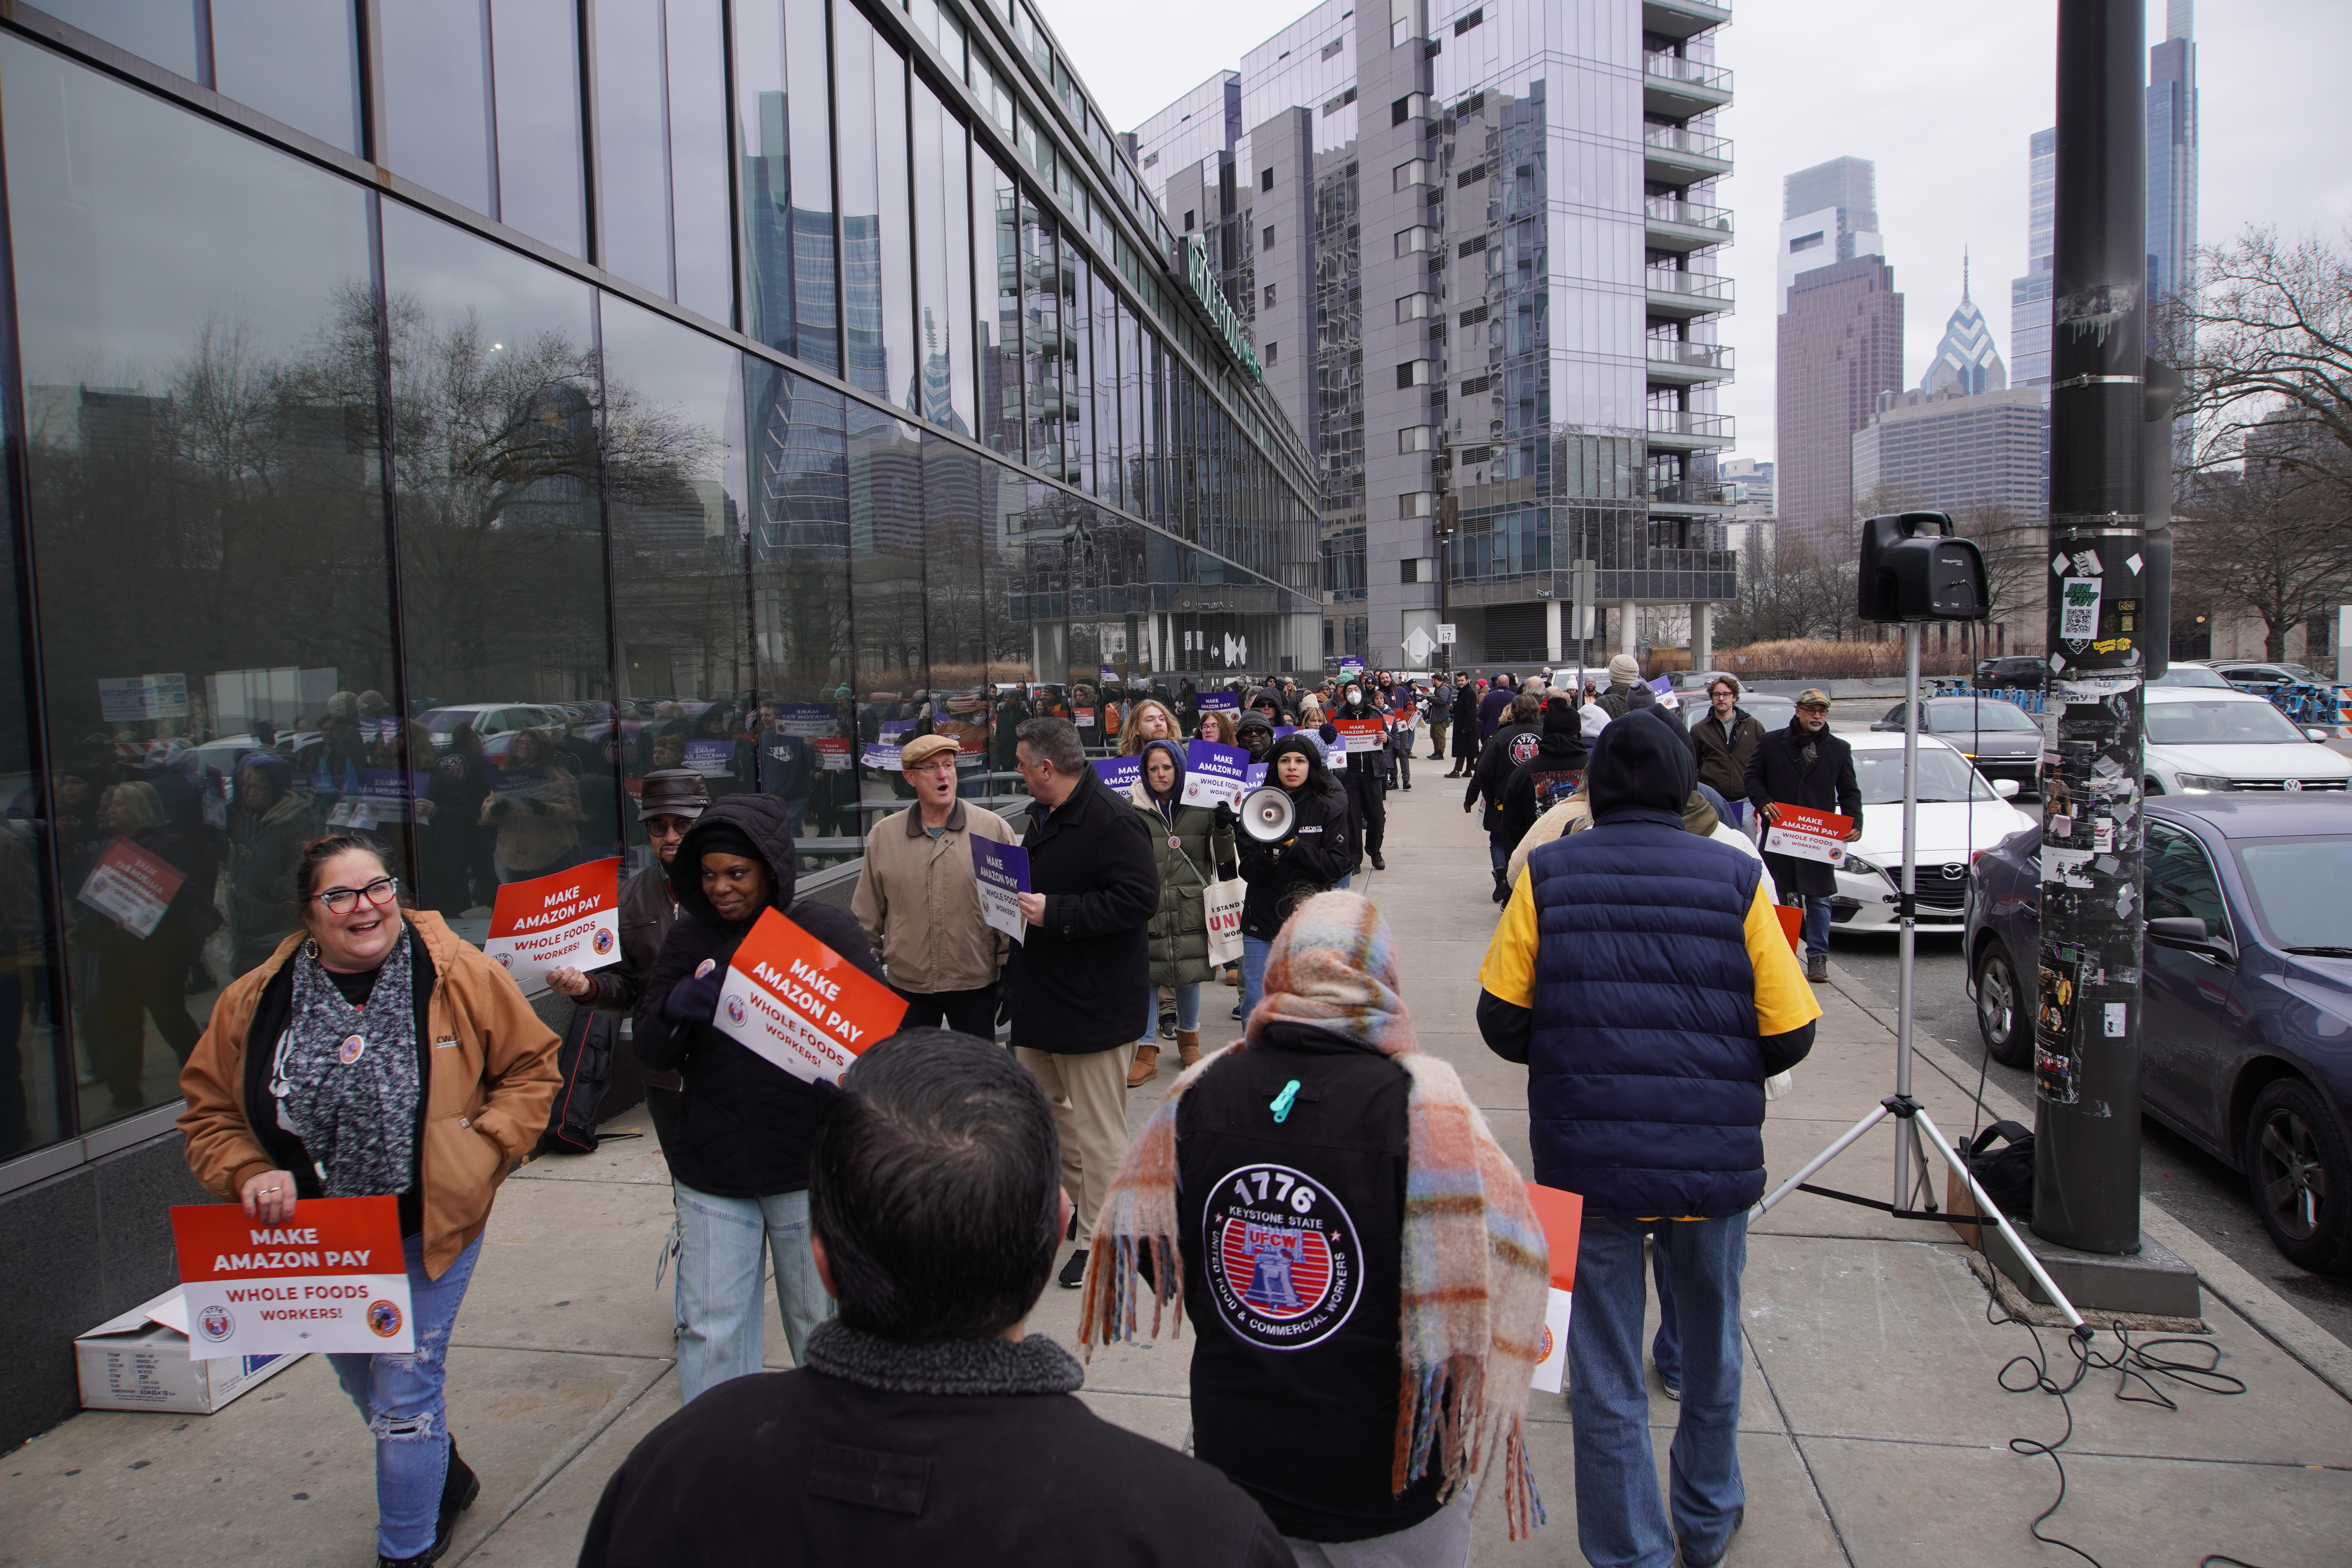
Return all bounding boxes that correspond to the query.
[1042,0,2352,463]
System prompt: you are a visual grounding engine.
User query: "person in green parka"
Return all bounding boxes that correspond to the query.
[1125,739,1237,1087]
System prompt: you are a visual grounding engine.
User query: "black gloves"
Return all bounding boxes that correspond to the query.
[661,971,723,1026]
[1212,800,1237,831]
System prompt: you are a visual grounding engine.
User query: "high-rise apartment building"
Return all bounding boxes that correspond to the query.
[1719,455,1774,552]
[1777,156,1883,315]
[1134,0,1737,670]
[1775,255,1903,557]
[2147,0,2200,314]
[2007,127,2057,388]
[1920,262,2007,397]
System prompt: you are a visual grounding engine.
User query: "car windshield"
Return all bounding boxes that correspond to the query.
[2145,700,2308,745]
[1927,701,2038,732]
[1856,749,1996,804]
[416,708,474,733]
[2150,666,2231,689]
[2232,838,2352,952]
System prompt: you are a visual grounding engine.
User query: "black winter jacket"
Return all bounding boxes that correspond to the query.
[1236,741,1355,942]
[1498,731,1588,850]
[1005,766,1160,1055]
[1464,721,1541,833]
[1744,718,1863,899]
[1688,706,1767,802]
[580,861,680,1018]
[634,795,884,1197]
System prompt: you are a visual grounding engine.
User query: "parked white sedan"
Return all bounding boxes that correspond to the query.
[1822,731,2036,933]
[2141,686,2352,797]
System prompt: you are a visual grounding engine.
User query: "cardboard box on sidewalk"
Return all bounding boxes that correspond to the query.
[75,1288,305,1414]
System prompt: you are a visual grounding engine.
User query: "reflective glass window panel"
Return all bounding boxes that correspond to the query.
[784,0,839,372]
[744,367,858,866]
[910,80,975,437]
[981,153,1023,460]
[380,201,620,920]
[833,3,914,413]
[846,405,925,795]
[595,0,672,294]
[598,293,750,858]
[667,0,733,323]
[1021,202,1060,477]
[211,0,361,152]
[39,1,197,77]
[1065,249,1095,492]
[3,36,388,1132]
[381,0,494,214]
[490,0,586,255]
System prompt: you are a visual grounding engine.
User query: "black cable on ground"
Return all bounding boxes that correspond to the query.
[1982,1288,2247,1568]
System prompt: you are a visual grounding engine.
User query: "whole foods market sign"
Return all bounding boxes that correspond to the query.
[1184,236,1263,383]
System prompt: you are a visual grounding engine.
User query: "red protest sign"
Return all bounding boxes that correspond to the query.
[1762,804,1855,867]
[1331,718,1386,755]
[171,1195,413,1356]
[713,908,908,1085]
[483,858,621,989]
[78,837,187,938]
[1524,1182,1583,1393]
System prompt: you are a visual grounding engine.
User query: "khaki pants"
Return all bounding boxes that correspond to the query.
[1426,718,1449,758]
[1014,1043,1135,1247]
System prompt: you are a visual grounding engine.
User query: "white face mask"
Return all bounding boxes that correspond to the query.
[1347,688,1362,704]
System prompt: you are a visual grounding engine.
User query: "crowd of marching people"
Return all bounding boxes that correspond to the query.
[163,655,1861,1568]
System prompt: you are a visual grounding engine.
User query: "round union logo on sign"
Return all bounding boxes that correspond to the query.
[367,1299,404,1339]
[1201,1162,1361,1351]
[197,1304,233,1342]
[593,927,616,956]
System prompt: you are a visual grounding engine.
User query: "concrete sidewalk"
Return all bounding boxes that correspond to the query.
[5,771,2351,1566]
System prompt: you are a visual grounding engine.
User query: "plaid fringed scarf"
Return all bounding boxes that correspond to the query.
[1079,891,1552,1540]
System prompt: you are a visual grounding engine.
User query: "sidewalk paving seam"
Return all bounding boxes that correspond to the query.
[1738,1320,1860,1567]
[1779,1429,2352,1470]
[450,1365,677,1567]
[1816,964,2352,1406]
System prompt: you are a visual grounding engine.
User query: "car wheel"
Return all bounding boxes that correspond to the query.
[1974,944,2032,1069]
[2143,777,2163,796]
[2245,1078,2352,1274]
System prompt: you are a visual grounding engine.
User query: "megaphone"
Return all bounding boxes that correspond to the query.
[1240,786,1295,843]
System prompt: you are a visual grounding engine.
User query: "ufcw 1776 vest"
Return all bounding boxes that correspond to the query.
[1522,812,1766,1218]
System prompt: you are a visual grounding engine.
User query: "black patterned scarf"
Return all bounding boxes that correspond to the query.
[268,925,421,1198]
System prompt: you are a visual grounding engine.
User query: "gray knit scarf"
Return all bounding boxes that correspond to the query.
[268,926,421,1198]
[801,1319,1083,1396]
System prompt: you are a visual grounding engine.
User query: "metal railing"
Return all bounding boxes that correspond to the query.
[1645,339,1733,373]
[1644,269,1735,304]
[1642,124,1732,164]
[1648,479,1733,507]
[1644,196,1733,236]
[1646,409,1734,441]
[1643,53,1732,94]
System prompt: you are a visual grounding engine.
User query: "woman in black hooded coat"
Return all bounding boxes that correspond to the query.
[635,793,884,1404]
[1234,735,1355,1028]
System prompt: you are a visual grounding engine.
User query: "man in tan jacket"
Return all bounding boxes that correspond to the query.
[851,733,1016,1038]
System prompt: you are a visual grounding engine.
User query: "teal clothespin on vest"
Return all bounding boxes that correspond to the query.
[1270,1079,1301,1123]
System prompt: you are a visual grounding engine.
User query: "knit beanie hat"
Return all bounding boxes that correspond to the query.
[1607,653,1641,684]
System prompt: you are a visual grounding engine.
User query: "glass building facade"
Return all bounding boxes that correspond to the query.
[0,0,1316,1189]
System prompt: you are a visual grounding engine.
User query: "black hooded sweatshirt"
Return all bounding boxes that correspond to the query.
[635,794,884,1197]
[1498,705,1590,849]
[1235,738,1355,941]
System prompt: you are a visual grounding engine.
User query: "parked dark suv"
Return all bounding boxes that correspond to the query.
[1973,655,2046,690]
[1965,793,2352,1272]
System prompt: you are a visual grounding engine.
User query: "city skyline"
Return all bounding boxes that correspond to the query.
[1044,0,2351,462]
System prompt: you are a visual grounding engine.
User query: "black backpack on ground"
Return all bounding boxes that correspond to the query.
[1958,1120,2035,1216]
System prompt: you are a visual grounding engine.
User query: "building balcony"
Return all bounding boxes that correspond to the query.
[1644,196,1733,254]
[1646,408,1735,450]
[1647,479,1735,514]
[1642,123,1732,183]
[1644,53,1732,117]
[1641,0,1730,41]
[1644,267,1734,319]
[1645,339,1734,386]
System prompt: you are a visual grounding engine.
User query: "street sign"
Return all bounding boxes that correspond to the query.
[1401,627,1436,661]
[1436,623,1458,644]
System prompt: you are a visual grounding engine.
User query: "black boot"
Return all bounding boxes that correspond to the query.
[1492,868,1510,904]
[378,1444,480,1566]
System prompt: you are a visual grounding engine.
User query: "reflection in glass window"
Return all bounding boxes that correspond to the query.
[491,0,586,255]
[745,368,859,864]
[211,0,361,152]
[1022,201,1061,478]
[596,0,672,294]
[381,203,619,924]
[599,295,753,861]
[382,0,494,215]
[40,1,197,78]
[982,154,1024,461]
[1067,250,1096,492]
[667,0,734,324]
[910,81,976,437]
[3,36,388,1134]
[833,4,915,416]
[736,0,843,372]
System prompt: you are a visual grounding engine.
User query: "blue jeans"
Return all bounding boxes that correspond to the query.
[1649,1233,1682,1388]
[330,1233,483,1561]
[1240,935,1272,1028]
[1488,831,1512,872]
[673,1181,833,1403]
[1799,895,1831,958]
[1141,982,1201,1043]
[1569,1212,1747,1568]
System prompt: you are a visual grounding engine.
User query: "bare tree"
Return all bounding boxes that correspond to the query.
[2176,465,2352,661]
[1954,503,2046,642]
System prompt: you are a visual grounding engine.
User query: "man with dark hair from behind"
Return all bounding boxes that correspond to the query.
[578,1029,1289,1568]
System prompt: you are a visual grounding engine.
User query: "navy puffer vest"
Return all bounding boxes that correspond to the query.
[1524,809,1767,1218]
